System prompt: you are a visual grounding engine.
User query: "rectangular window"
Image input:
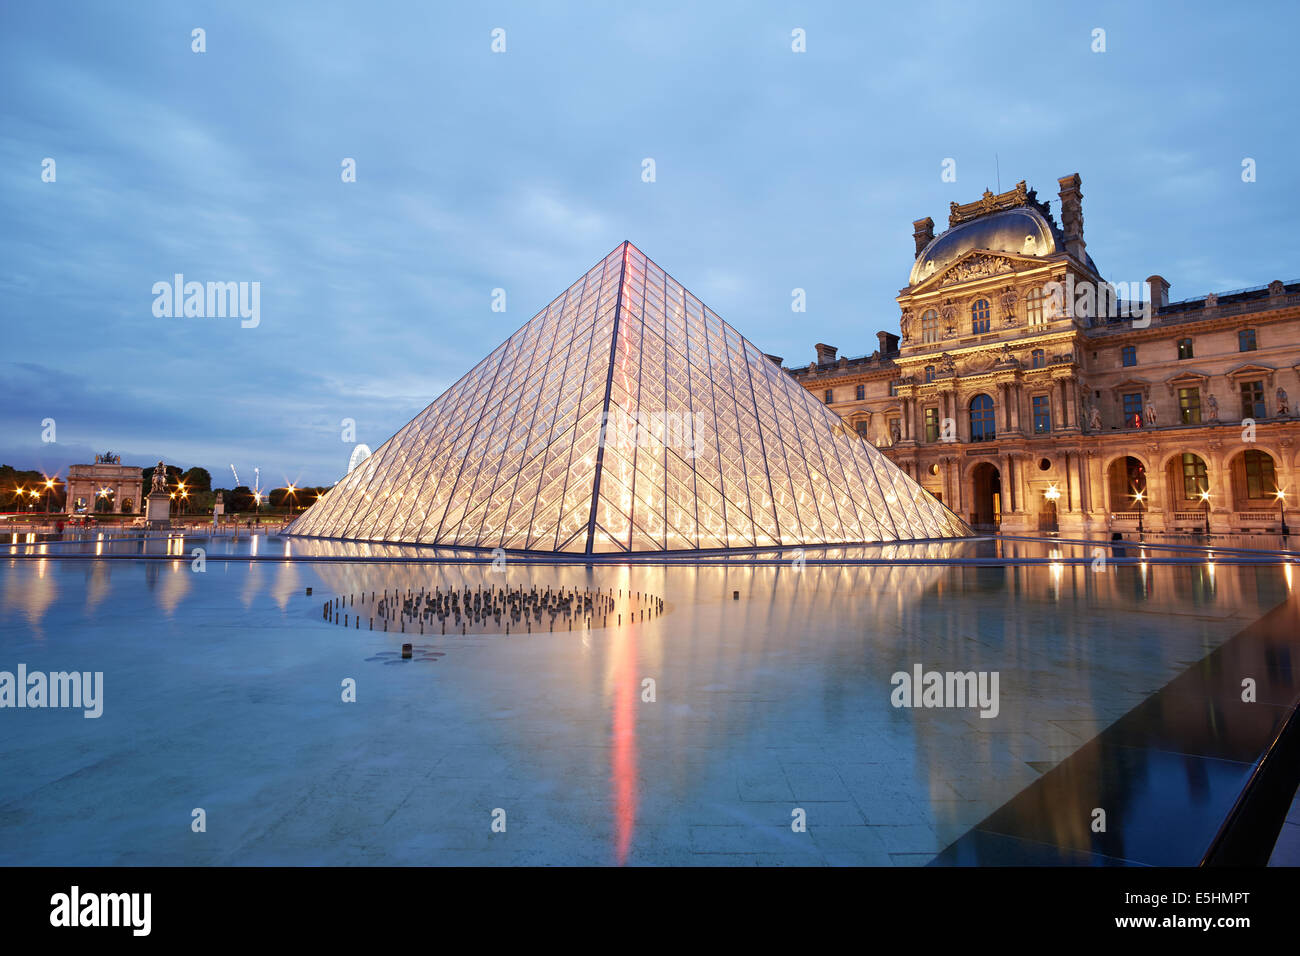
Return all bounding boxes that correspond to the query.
[1181,453,1208,499]
[1032,395,1052,434]
[924,365,935,383]
[1240,380,1265,419]
[1178,387,1201,424]
[1177,338,1194,360]
[855,384,865,401]
[971,300,991,334]
[824,389,833,404]
[1026,290,1045,327]
[1239,329,1257,352]
[925,407,940,442]
[855,421,869,440]
[921,311,940,344]
[1122,392,1143,428]
[1031,349,1045,369]
[1121,345,1136,367]
[1245,452,1277,499]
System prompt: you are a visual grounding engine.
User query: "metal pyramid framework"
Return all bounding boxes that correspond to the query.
[287,242,970,552]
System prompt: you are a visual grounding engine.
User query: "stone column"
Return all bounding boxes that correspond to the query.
[1210,446,1232,516]
[1088,451,1106,518]
[1077,450,1092,516]
[1001,453,1016,514]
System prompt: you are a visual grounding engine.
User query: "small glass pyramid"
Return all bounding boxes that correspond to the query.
[286,242,970,552]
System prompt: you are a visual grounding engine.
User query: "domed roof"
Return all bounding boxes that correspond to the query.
[909,206,1057,287]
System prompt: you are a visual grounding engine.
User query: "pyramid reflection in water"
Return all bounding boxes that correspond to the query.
[287,242,970,552]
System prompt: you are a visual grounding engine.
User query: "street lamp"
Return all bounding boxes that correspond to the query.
[44,477,56,514]
[1133,489,1146,539]
[285,483,297,513]
[1200,489,1211,537]
[1277,489,1289,538]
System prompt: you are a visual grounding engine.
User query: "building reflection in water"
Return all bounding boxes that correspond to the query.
[0,534,1290,864]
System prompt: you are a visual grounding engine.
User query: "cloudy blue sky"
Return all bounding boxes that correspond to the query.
[2,1,1296,487]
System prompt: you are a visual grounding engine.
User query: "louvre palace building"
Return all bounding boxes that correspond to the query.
[788,174,1300,535]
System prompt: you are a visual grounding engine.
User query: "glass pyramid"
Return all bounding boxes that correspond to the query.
[286,242,970,552]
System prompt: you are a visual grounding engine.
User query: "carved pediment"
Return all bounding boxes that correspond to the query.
[1225,362,1277,382]
[1164,370,1209,394]
[910,249,1041,292]
[938,253,1017,287]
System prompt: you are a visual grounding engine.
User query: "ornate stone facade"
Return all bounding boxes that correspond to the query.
[790,173,1300,535]
[65,454,143,514]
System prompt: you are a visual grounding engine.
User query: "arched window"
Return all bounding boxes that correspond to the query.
[971,299,991,334]
[921,309,940,343]
[969,394,996,442]
[1026,288,1046,326]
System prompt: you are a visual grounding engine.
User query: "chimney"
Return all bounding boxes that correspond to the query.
[814,343,838,365]
[1146,274,1169,312]
[912,217,935,258]
[762,353,784,367]
[877,330,900,356]
[1057,173,1086,262]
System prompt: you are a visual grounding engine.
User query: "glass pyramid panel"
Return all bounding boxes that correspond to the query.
[286,241,970,551]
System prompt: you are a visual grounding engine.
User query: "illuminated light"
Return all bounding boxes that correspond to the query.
[281,242,968,549]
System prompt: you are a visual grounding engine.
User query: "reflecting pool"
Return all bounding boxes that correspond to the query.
[0,534,1294,865]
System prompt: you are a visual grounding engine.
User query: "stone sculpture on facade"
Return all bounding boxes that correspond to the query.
[1278,387,1290,417]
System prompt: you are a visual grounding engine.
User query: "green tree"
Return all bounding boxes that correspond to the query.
[182,467,212,493]
[228,486,254,512]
